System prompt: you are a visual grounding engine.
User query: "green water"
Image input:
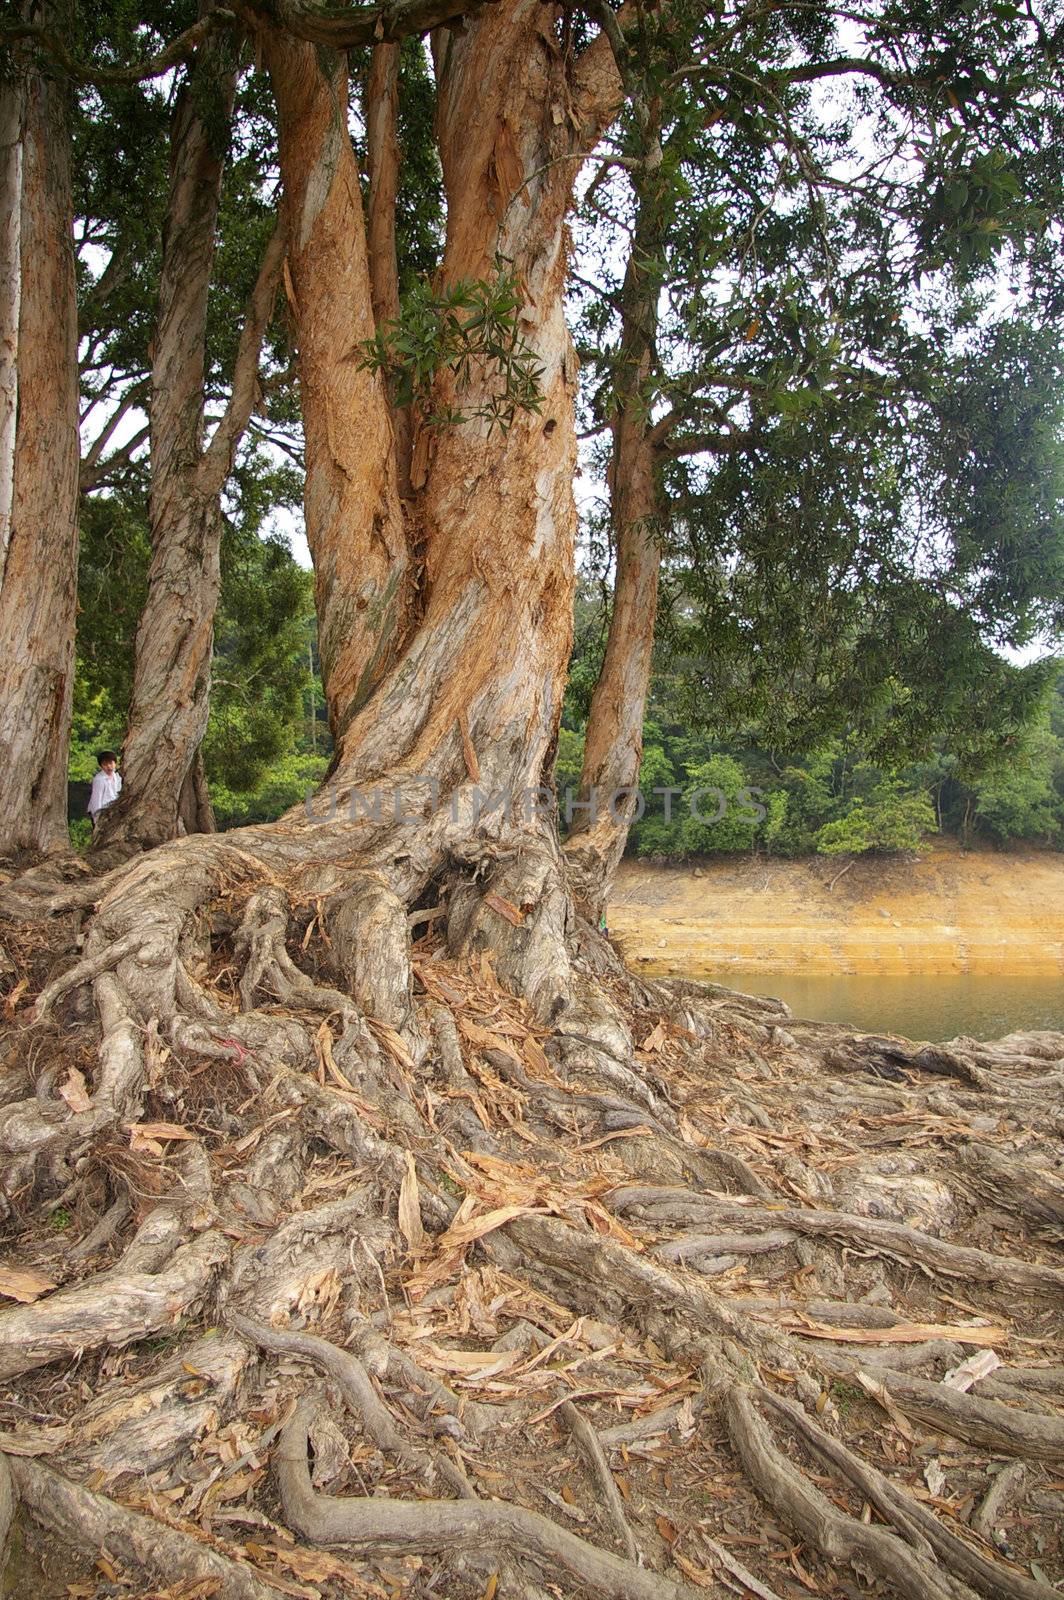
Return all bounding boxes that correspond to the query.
[693,969,1064,1043]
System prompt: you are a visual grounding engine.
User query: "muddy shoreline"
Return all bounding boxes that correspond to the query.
[609,841,1064,977]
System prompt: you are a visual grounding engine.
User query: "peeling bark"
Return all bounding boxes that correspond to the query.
[0,72,21,582]
[264,27,411,742]
[565,377,660,923]
[366,41,413,494]
[330,0,610,805]
[0,4,79,859]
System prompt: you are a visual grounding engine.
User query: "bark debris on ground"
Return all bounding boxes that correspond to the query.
[0,843,1062,1600]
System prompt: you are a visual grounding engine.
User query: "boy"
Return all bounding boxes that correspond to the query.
[88,751,122,829]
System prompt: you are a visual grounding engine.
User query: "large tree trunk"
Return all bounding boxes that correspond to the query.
[95,40,283,855]
[253,1,624,1026]
[264,29,411,746]
[332,0,590,795]
[0,12,79,860]
[93,42,235,855]
[365,41,413,495]
[0,74,21,583]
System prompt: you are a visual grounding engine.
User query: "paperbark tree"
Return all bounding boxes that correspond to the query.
[92,35,286,855]
[3,7,1064,1598]
[365,40,414,494]
[0,9,79,859]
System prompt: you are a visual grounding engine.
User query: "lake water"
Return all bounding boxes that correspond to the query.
[691,969,1064,1043]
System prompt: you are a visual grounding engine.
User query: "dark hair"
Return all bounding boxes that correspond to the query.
[96,750,118,765]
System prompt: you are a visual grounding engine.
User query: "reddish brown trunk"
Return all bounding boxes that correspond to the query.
[566,151,666,921]
[0,76,20,580]
[264,29,410,743]
[0,19,79,858]
[331,1,603,798]
[365,42,412,494]
[264,0,622,838]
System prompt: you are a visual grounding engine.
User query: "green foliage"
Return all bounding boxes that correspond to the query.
[676,756,764,856]
[68,819,93,853]
[563,599,1064,861]
[972,725,1063,844]
[813,785,938,857]
[554,727,586,801]
[359,264,545,433]
[571,0,1064,769]
[211,751,330,831]
[73,471,318,826]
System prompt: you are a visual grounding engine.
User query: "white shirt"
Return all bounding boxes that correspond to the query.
[88,769,122,818]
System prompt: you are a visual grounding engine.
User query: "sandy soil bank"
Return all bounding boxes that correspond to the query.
[609,841,1064,976]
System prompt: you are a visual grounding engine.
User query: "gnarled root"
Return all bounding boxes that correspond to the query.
[0,821,1062,1599]
[275,1396,703,1600]
[2,1453,282,1600]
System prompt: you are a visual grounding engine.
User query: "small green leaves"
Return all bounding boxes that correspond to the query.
[359,261,545,435]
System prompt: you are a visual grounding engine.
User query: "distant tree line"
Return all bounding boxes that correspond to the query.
[558,585,1064,861]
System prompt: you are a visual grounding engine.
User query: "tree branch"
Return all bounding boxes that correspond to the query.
[238,0,499,48]
[779,55,900,89]
[0,11,234,86]
[656,428,753,459]
[80,380,148,477]
[80,425,150,493]
[199,215,288,497]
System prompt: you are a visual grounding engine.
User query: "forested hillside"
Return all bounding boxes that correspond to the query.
[559,595,1064,859]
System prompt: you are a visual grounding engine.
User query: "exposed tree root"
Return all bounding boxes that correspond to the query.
[608,1188,1064,1297]
[228,1312,475,1499]
[852,1368,1064,1460]
[0,825,1062,1599]
[275,1396,703,1600]
[0,1225,227,1380]
[561,1399,639,1562]
[3,1453,283,1599]
[723,1384,958,1600]
[749,1384,1061,1600]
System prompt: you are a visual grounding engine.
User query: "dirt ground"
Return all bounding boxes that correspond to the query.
[609,842,1064,977]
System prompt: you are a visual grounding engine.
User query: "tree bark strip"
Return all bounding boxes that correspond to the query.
[0,73,21,582]
[366,41,413,494]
